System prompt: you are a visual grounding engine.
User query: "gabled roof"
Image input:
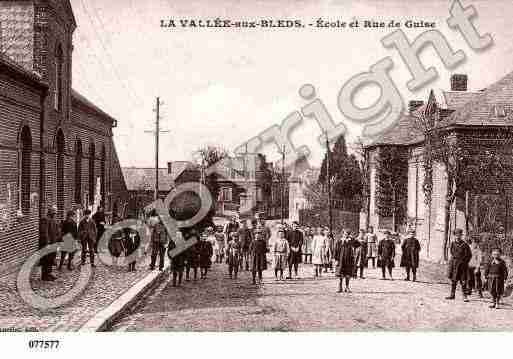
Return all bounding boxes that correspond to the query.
[442,71,513,127]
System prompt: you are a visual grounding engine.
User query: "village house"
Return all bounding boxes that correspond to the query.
[365,73,513,262]
[0,0,127,273]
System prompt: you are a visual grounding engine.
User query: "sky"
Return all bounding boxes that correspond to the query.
[69,0,513,168]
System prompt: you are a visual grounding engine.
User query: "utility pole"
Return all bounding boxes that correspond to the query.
[145,97,169,202]
[326,131,333,234]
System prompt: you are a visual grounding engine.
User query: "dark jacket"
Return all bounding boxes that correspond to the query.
[198,240,213,268]
[447,240,472,281]
[151,223,168,246]
[336,240,360,277]
[78,218,97,242]
[287,229,304,263]
[250,239,268,271]
[238,227,253,251]
[40,216,60,248]
[378,238,396,267]
[168,240,186,271]
[92,211,106,237]
[485,258,508,297]
[400,237,421,268]
[61,218,78,240]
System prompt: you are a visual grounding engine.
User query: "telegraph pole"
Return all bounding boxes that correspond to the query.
[145,97,168,202]
[326,132,333,234]
[154,97,160,201]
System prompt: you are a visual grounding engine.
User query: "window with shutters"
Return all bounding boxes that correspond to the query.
[75,139,82,204]
[19,126,32,214]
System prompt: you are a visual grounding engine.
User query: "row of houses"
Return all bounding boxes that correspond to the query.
[122,153,299,222]
[0,0,128,273]
[364,73,513,262]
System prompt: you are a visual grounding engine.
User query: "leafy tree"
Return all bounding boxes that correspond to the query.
[318,135,363,212]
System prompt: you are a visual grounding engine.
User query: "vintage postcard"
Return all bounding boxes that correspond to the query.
[0,0,512,356]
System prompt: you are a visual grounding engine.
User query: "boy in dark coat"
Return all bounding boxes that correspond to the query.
[485,249,509,309]
[79,209,97,267]
[335,233,360,292]
[168,239,186,287]
[446,228,472,302]
[286,222,304,279]
[184,230,200,281]
[400,229,421,281]
[238,220,253,271]
[378,230,396,280]
[227,232,242,279]
[250,228,268,284]
[198,232,213,279]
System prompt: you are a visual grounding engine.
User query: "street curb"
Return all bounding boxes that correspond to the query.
[78,263,170,332]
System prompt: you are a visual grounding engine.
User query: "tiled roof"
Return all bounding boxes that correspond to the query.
[366,113,424,148]
[122,167,176,192]
[71,89,116,123]
[443,71,513,127]
[443,91,481,109]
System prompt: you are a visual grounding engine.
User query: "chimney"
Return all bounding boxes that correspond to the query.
[167,162,172,174]
[450,74,467,91]
[409,100,424,114]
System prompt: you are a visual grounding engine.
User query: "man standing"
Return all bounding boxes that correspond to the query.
[378,230,396,280]
[39,205,60,281]
[238,219,253,271]
[400,229,421,282]
[446,228,472,302]
[92,205,106,254]
[150,216,168,271]
[286,221,304,279]
[79,209,97,267]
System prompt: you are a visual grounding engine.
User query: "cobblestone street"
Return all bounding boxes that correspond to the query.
[0,254,154,332]
[112,260,513,331]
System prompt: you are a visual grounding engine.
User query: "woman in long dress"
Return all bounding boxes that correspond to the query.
[273,228,289,280]
[311,227,327,278]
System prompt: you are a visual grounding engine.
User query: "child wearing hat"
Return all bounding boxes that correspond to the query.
[485,248,508,309]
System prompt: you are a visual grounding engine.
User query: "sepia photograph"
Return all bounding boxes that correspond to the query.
[0,0,513,356]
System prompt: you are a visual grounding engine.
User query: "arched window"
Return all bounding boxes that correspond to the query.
[89,142,95,204]
[19,126,32,213]
[100,144,106,207]
[75,139,82,204]
[54,45,63,111]
[56,130,65,218]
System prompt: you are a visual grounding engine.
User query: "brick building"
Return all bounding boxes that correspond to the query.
[365,73,513,262]
[0,0,127,273]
